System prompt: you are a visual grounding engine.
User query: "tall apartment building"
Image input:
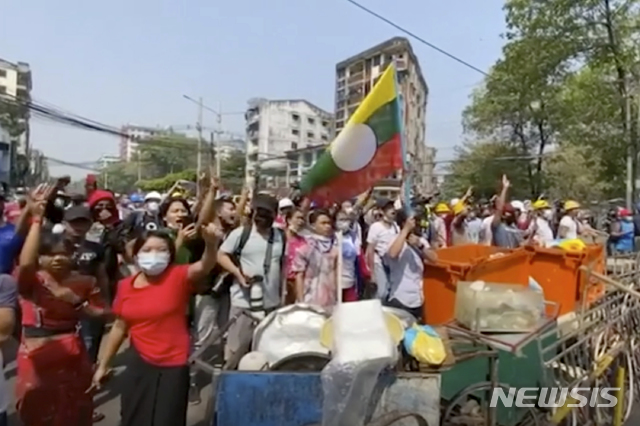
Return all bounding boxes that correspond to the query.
[245,98,333,187]
[0,59,32,184]
[334,37,434,193]
[119,125,177,161]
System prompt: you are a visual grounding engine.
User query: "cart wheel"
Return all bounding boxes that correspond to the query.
[441,382,541,426]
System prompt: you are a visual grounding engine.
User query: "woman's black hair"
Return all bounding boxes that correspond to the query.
[285,207,302,222]
[39,231,75,256]
[309,208,332,225]
[132,229,177,264]
[159,197,192,219]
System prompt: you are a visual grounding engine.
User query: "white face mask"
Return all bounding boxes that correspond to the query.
[542,209,553,220]
[336,219,350,231]
[136,252,170,276]
[146,201,159,213]
[624,216,633,222]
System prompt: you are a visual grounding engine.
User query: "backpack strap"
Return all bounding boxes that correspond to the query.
[232,225,253,265]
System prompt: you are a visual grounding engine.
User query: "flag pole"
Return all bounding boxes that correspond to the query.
[336,231,343,304]
[393,63,412,215]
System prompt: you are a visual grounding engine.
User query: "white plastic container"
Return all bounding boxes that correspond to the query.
[454,281,544,332]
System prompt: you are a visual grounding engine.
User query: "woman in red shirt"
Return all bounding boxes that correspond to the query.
[92,223,221,426]
[15,193,107,426]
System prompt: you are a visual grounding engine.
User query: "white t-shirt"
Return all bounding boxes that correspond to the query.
[559,215,578,239]
[366,221,399,265]
[533,217,554,244]
[480,216,494,245]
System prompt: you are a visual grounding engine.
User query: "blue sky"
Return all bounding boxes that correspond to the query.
[1,0,506,178]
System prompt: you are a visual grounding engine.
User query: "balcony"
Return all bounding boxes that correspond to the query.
[348,72,364,84]
[247,130,259,140]
[245,108,259,124]
[246,120,259,133]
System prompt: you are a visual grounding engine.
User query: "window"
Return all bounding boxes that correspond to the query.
[291,142,298,150]
[321,134,328,141]
[0,86,6,95]
[373,55,381,66]
[336,100,345,109]
[322,120,330,128]
[303,152,313,166]
[0,70,5,78]
[291,113,300,121]
[337,89,345,100]
[336,120,344,129]
[307,131,314,139]
[291,129,299,136]
[307,117,315,125]
[337,68,346,78]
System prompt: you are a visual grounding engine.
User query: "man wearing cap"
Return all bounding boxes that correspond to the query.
[217,193,286,365]
[62,205,110,422]
[489,175,523,248]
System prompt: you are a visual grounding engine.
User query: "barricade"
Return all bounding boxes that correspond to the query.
[524,245,606,316]
[422,245,530,324]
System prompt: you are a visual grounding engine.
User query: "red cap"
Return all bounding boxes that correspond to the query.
[620,208,631,217]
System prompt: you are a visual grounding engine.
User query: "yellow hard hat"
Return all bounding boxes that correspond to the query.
[452,201,466,215]
[564,200,580,211]
[434,203,450,214]
[533,200,550,210]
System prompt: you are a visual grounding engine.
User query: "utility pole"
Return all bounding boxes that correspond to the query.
[626,86,633,210]
[196,97,203,197]
[216,102,222,178]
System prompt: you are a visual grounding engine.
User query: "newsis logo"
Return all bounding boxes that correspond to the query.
[490,387,619,408]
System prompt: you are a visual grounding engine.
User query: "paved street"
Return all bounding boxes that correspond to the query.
[3,336,640,426]
[3,339,213,426]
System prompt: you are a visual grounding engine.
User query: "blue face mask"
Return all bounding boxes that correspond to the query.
[136,252,170,276]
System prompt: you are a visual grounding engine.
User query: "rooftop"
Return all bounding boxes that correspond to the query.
[335,36,428,93]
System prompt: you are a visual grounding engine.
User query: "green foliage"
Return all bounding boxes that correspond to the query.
[0,99,28,141]
[218,150,247,194]
[100,148,247,195]
[451,0,640,200]
[138,170,197,191]
[440,141,533,200]
[136,135,199,177]
[99,162,139,194]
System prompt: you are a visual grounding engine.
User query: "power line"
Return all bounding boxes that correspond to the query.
[346,0,488,76]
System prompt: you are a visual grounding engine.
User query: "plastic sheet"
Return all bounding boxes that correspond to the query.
[252,304,329,367]
[321,300,397,426]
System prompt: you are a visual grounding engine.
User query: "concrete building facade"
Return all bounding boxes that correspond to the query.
[119,125,177,161]
[0,59,32,185]
[334,37,435,194]
[244,98,333,187]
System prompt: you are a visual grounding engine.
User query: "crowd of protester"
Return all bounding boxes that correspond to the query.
[0,172,632,426]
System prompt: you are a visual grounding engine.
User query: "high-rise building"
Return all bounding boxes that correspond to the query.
[245,98,333,187]
[119,125,178,161]
[334,37,434,193]
[0,59,32,185]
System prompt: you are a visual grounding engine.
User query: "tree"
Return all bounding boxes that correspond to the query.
[544,143,610,202]
[440,141,533,200]
[219,150,246,193]
[100,162,139,194]
[459,0,640,199]
[136,135,199,179]
[137,169,197,192]
[0,98,28,186]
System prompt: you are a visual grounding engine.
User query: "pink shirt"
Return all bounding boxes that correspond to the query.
[285,233,307,280]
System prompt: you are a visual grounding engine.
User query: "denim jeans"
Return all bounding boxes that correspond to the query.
[80,317,105,363]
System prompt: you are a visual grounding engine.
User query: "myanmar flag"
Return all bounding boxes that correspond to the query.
[299,64,403,204]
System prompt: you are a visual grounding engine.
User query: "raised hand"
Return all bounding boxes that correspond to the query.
[201,222,223,244]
